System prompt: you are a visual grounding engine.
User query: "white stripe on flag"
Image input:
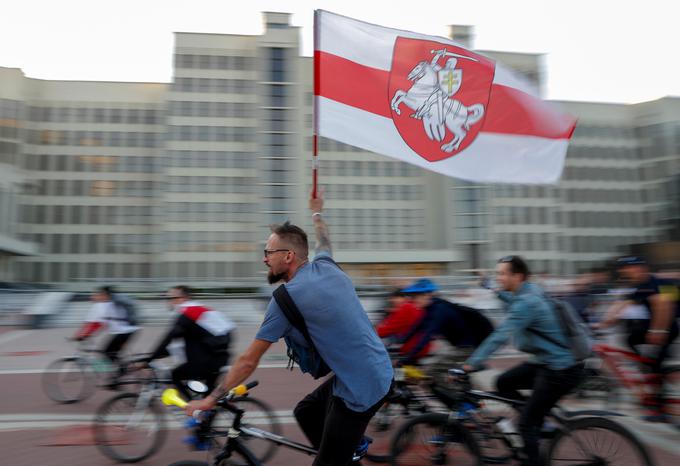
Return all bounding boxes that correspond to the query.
[318,96,567,184]
[317,10,539,97]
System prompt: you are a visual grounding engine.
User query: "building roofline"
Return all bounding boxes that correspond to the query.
[173,31,259,38]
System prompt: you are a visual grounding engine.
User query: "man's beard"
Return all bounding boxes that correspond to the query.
[267,269,286,284]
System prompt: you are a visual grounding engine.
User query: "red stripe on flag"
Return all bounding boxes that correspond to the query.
[315,51,392,119]
[483,85,576,139]
[315,51,575,139]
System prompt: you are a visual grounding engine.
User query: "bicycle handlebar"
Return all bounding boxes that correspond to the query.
[161,380,260,417]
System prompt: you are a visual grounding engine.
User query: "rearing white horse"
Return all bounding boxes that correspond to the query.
[391,55,485,153]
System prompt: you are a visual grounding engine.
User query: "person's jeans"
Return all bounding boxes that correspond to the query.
[294,376,391,466]
[496,362,585,466]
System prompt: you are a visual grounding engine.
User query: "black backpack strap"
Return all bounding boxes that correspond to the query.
[272,285,315,348]
[525,299,570,349]
[526,326,569,349]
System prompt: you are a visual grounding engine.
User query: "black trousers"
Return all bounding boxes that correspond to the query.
[496,362,585,466]
[102,332,135,365]
[171,355,228,400]
[294,377,391,466]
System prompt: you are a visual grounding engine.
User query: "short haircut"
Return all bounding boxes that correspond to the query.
[270,221,309,258]
[498,255,531,280]
[98,285,115,297]
[171,285,193,298]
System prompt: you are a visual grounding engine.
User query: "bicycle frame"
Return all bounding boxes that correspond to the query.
[592,343,661,404]
[216,400,317,460]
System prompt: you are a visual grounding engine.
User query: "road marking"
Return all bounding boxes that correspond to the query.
[0,362,292,375]
[0,411,296,431]
[0,330,33,346]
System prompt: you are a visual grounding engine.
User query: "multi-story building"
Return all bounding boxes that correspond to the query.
[0,69,37,281]
[0,12,677,287]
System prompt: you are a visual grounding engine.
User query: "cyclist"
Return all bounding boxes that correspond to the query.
[375,289,433,360]
[399,278,494,375]
[185,190,393,466]
[594,256,679,420]
[463,255,585,466]
[145,285,235,400]
[73,285,138,384]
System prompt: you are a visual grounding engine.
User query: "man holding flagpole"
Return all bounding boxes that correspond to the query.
[185,190,393,466]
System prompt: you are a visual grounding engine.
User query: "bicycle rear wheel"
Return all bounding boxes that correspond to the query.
[662,365,680,430]
[41,357,96,403]
[93,392,166,463]
[546,416,653,466]
[390,412,483,466]
[212,396,280,465]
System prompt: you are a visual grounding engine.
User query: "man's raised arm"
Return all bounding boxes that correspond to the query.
[309,190,332,256]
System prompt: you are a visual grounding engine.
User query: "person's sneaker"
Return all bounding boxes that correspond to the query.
[352,436,372,461]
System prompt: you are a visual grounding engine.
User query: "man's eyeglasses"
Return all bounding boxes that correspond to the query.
[499,255,516,263]
[263,249,290,258]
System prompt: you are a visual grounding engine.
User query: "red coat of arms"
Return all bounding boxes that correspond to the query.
[389,37,495,161]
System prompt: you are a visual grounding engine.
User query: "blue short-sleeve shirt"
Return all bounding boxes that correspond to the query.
[256,252,393,412]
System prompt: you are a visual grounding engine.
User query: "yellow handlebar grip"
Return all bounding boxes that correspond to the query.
[403,365,426,380]
[232,384,248,396]
[161,388,188,408]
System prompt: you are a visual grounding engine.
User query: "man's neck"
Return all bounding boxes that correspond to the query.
[284,260,309,282]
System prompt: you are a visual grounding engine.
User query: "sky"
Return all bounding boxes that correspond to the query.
[1,0,678,104]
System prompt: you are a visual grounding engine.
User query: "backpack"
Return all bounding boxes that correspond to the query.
[456,304,495,345]
[273,284,331,379]
[528,297,593,362]
[112,293,139,326]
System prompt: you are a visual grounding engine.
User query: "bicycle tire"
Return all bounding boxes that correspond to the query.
[390,412,483,466]
[41,357,96,404]
[363,402,410,463]
[93,392,167,463]
[662,365,680,430]
[546,416,653,466]
[213,396,280,465]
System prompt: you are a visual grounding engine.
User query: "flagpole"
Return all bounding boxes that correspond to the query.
[312,9,319,199]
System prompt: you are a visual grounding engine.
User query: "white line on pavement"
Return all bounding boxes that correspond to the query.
[0,330,33,346]
[0,362,291,375]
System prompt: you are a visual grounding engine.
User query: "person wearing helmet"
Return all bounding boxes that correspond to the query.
[399,278,493,381]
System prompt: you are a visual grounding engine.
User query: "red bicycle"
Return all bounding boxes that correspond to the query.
[578,338,680,428]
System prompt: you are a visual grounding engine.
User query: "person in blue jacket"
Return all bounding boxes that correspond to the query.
[463,256,585,466]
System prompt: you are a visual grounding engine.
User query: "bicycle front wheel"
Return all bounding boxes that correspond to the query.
[93,392,167,463]
[41,357,96,403]
[390,412,483,466]
[546,416,653,466]
[212,396,280,465]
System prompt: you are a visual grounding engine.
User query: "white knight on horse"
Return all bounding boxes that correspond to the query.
[391,48,485,153]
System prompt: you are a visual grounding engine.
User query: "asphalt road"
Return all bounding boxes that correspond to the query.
[2,325,680,466]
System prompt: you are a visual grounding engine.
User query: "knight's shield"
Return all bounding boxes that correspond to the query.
[438,69,462,97]
[388,37,495,162]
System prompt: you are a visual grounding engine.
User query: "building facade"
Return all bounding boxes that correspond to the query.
[0,12,678,287]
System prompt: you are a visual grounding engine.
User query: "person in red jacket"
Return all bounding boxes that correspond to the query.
[376,289,432,361]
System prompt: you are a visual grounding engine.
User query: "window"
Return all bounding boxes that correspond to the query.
[270,48,286,82]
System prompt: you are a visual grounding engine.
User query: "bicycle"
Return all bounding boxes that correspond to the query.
[162,381,373,466]
[41,338,139,404]
[389,368,655,466]
[576,335,680,427]
[363,364,444,463]
[93,363,280,464]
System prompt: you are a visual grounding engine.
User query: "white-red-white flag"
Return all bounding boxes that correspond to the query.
[314,10,577,184]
